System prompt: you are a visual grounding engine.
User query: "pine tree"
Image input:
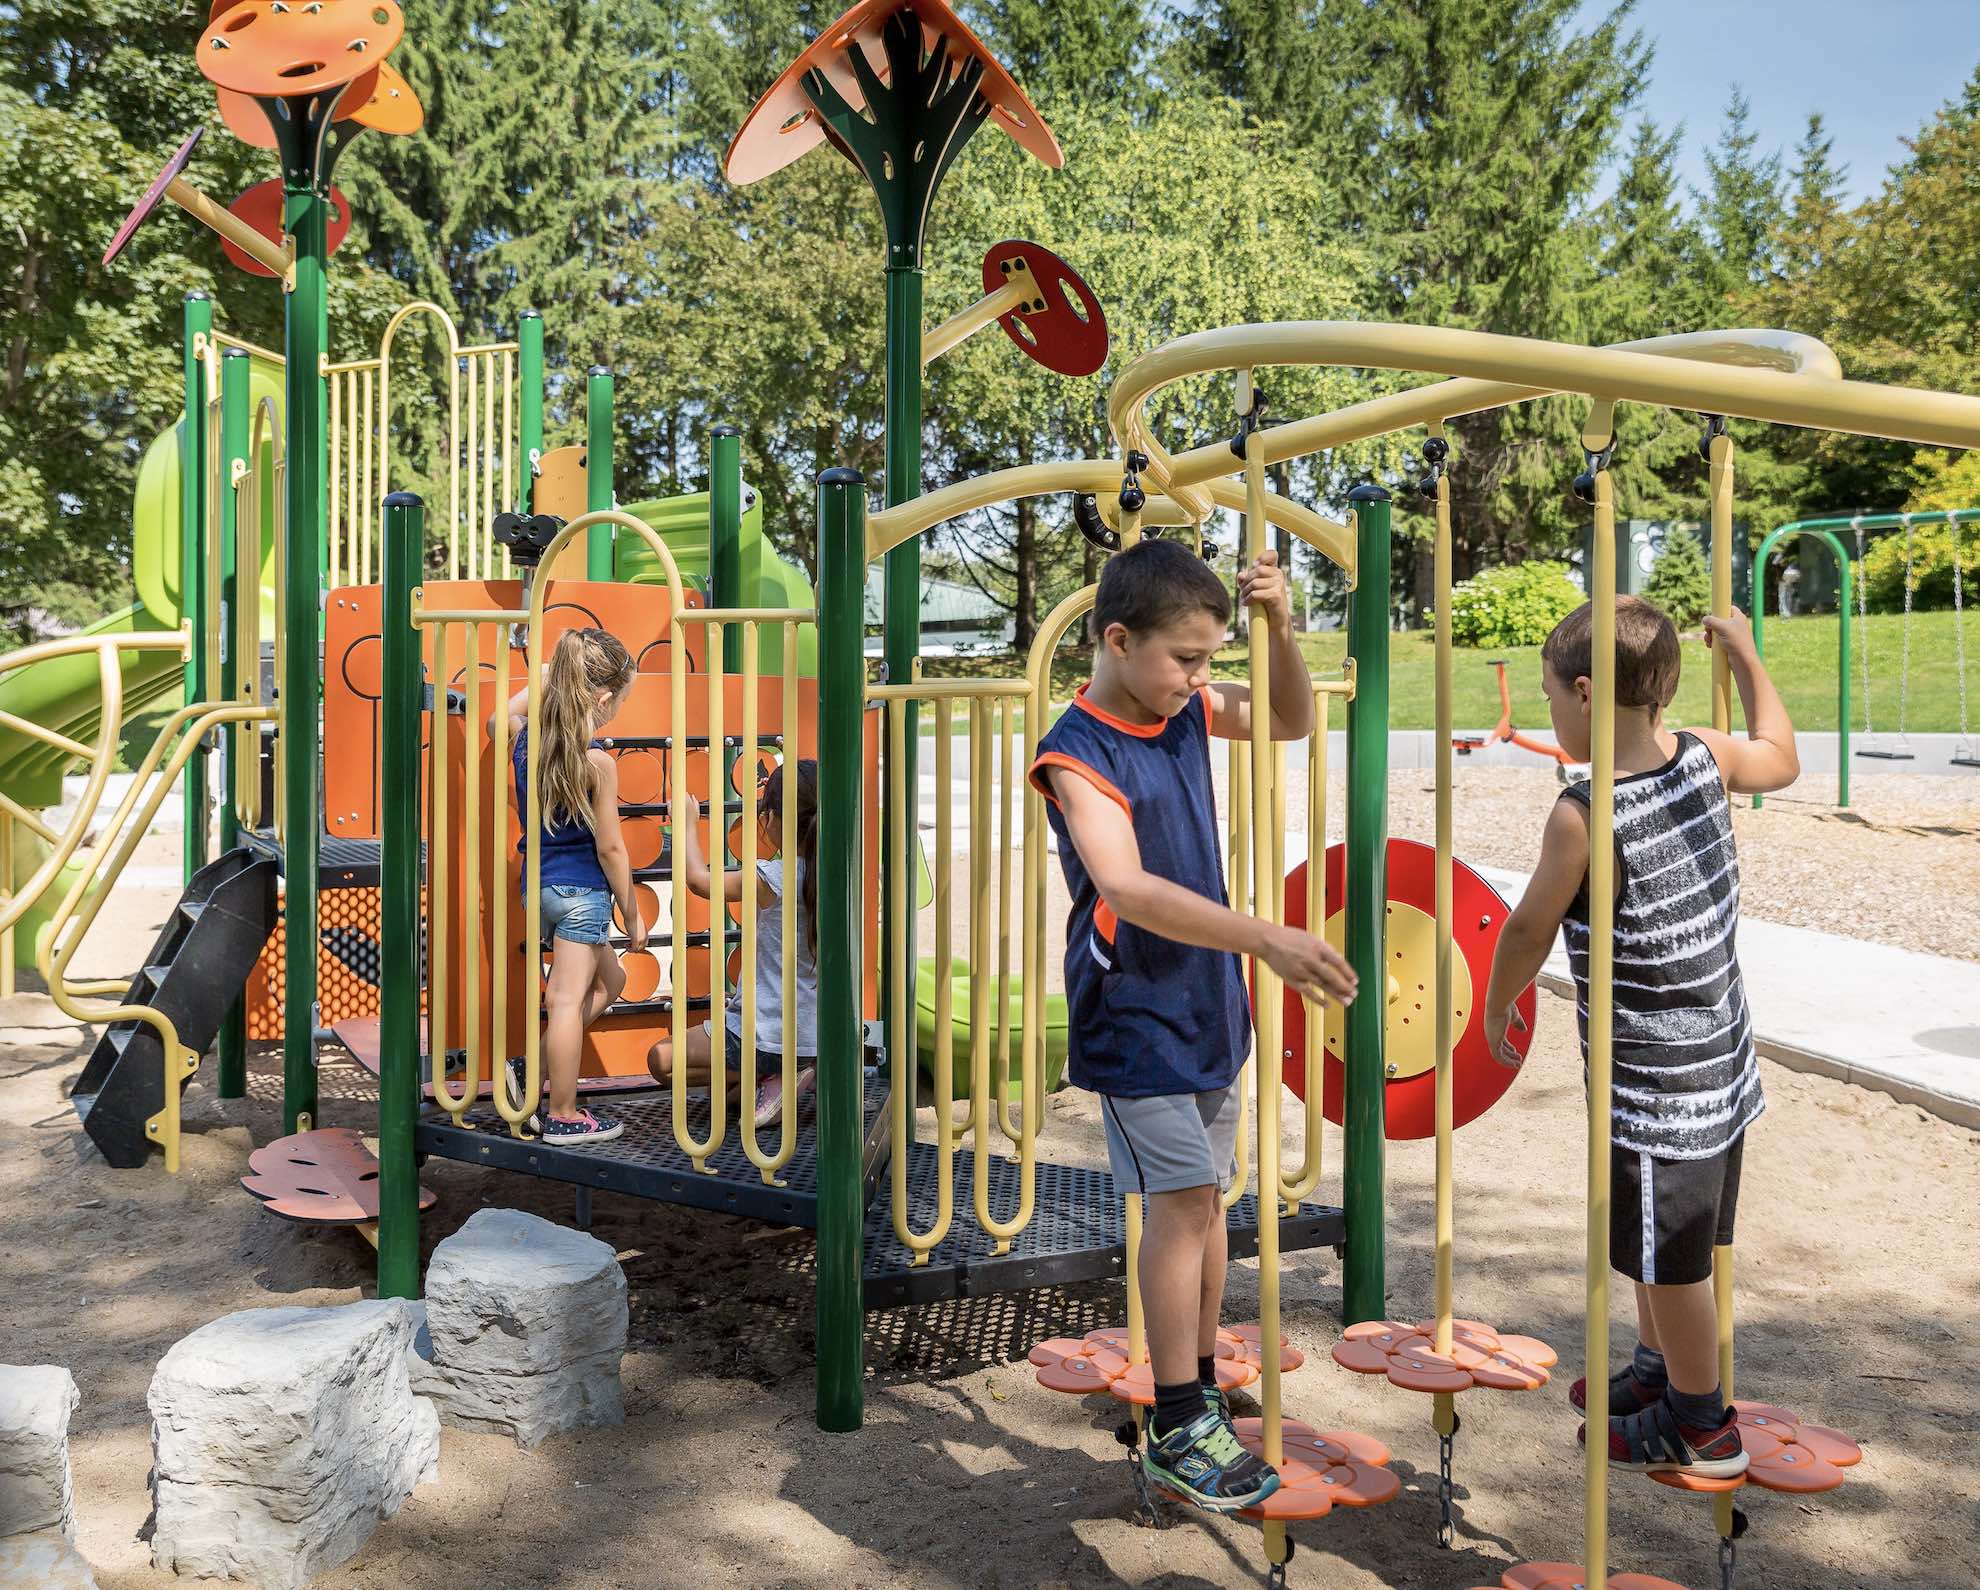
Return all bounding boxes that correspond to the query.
[964,0,1149,114]
[1695,88,1785,310]
[1643,528,1711,630]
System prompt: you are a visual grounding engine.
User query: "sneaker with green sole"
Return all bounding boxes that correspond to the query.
[1143,1409,1282,1513]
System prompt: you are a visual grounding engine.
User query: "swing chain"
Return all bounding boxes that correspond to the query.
[1952,514,1970,758]
[1853,520,1876,741]
[1571,438,1616,505]
[1437,1425,1458,1548]
[1719,1533,1737,1590]
[1896,516,1915,749]
[1229,387,1268,459]
[1119,448,1149,514]
[1265,1534,1295,1588]
[1116,1418,1168,1529]
[1416,435,1450,500]
[1697,411,1729,462]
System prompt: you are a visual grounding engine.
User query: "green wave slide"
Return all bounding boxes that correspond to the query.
[0,355,285,962]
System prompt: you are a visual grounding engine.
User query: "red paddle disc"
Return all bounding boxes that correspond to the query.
[1274,838,1534,1139]
[982,240,1108,378]
[221,179,350,277]
[104,127,203,267]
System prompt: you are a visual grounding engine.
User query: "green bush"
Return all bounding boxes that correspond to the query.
[1858,520,1979,612]
[1444,561,1583,648]
[1643,531,1711,630]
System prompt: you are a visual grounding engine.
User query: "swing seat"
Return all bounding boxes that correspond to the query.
[1855,748,1915,760]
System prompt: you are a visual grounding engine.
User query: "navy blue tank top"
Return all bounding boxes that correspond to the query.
[513,729,610,891]
[1029,685,1250,1098]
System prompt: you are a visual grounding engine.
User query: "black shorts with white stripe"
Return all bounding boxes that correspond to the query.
[1609,1132,1745,1287]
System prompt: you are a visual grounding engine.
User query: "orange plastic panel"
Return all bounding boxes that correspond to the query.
[1331,1339,1391,1375]
[1649,1466,1743,1495]
[616,747,663,804]
[216,65,378,148]
[1416,1316,1498,1346]
[198,1,405,97]
[1105,1361,1154,1406]
[1386,1356,1471,1395]
[1500,1571,1688,1590]
[1317,1460,1401,1508]
[1036,1355,1110,1394]
[1493,1333,1558,1369]
[619,952,660,1003]
[1027,1338,1087,1368]
[241,1128,434,1224]
[725,0,1062,187]
[1317,1429,1392,1467]
[1745,1444,1845,1494]
[1234,1456,1335,1521]
[1081,1327,1130,1354]
[1468,1353,1548,1391]
[1341,1318,1419,1343]
[1789,1424,1862,1467]
[1731,1400,1800,1430]
[351,59,423,134]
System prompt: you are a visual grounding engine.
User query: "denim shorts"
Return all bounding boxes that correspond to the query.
[540,885,613,946]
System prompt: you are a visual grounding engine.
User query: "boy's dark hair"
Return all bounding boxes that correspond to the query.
[1090,538,1232,639]
[1541,595,1681,709]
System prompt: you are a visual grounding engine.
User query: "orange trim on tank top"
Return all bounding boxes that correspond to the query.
[1028,752,1132,819]
[1072,682,1167,738]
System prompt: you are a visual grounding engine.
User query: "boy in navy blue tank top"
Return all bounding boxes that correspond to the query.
[1029,539,1358,1513]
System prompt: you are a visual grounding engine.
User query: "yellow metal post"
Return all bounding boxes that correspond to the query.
[1708,428,1735,734]
[1431,432,1458,1473]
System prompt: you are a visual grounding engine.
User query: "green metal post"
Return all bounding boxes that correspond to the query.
[711,425,744,859]
[376,491,425,1300]
[281,182,327,1134]
[881,265,922,1091]
[814,466,868,1433]
[518,311,544,512]
[1342,484,1392,1324]
[181,293,213,884]
[585,366,614,579]
[215,350,252,1099]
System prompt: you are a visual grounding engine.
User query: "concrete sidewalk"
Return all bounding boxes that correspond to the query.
[1476,864,1980,1132]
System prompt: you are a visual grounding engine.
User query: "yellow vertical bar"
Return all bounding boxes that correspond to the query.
[464,355,479,580]
[1585,459,1618,1590]
[447,356,461,582]
[780,623,799,1164]
[705,624,726,1164]
[498,350,514,574]
[1713,1244,1736,1541]
[1432,444,1459,1443]
[462,622,484,1107]
[887,698,916,1246]
[490,625,514,1124]
[481,354,497,576]
[1242,388,1286,1576]
[328,370,342,590]
[1223,736,1252,1213]
[1709,431,1735,734]
[428,620,458,1110]
[932,694,955,1167]
[667,611,698,1158]
[1280,686,1328,1209]
[739,621,764,1164]
[993,693,1017,1143]
[363,367,378,587]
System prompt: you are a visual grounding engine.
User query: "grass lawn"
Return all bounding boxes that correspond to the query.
[921,610,1973,734]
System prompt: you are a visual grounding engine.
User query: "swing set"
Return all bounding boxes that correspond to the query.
[1750,506,1980,807]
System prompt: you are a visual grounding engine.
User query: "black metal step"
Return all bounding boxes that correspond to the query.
[70,849,278,1168]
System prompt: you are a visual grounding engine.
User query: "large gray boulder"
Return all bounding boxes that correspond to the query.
[0,1529,97,1588]
[0,1365,78,1540]
[148,1301,438,1590]
[410,1208,626,1450]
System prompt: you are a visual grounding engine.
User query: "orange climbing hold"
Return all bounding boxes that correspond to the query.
[1029,1322,1296,1400]
[1478,1569,1691,1590]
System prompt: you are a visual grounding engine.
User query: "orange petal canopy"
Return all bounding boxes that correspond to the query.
[725,0,1061,187]
[197,0,405,98]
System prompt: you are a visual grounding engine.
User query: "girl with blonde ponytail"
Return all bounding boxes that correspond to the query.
[493,626,638,1144]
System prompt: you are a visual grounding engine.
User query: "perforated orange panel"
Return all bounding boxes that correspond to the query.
[244,884,387,1040]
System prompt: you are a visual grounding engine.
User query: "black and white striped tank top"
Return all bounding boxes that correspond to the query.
[1561,733,1764,1160]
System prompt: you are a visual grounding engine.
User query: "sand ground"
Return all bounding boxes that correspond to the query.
[2,777,1977,1589]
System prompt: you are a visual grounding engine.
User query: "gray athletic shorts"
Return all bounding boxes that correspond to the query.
[1100,1082,1243,1196]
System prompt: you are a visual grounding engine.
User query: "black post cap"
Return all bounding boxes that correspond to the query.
[1347,483,1392,503]
[222,346,249,359]
[382,491,424,509]
[185,290,211,302]
[818,467,865,486]
[519,309,542,321]
[710,424,740,440]
[587,364,611,378]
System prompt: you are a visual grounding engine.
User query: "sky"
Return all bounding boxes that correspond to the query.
[1575,0,1978,202]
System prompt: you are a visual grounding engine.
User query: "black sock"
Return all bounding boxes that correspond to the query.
[1152,1380,1207,1439]
[1631,1342,1669,1389]
[1666,1383,1726,1432]
[1198,1354,1218,1389]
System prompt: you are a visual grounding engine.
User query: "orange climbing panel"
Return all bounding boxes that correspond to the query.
[1478,1569,1690,1590]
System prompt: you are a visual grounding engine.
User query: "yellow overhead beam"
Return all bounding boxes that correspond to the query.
[1108,322,1980,508]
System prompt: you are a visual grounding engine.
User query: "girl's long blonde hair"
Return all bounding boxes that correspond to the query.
[539,627,634,828]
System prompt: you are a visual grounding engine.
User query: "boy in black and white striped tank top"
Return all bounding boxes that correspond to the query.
[1483,595,1800,1482]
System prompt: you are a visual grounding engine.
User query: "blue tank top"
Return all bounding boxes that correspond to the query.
[1028,685,1250,1098]
[513,729,610,891]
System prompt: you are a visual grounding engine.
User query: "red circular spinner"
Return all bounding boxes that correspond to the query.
[222,179,351,278]
[981,240,1108,378]
[1275,838,1535,1139]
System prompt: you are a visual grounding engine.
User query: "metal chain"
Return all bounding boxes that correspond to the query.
[1720,1532,1738,1590]
[1954,514,1971,759]
[1437,1429,1457,1548]
[1896,516,1915,750]
[1854,520,1876,740]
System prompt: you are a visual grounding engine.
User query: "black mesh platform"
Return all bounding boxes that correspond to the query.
[862,1149,1344,1310]
[241,829,393,890]
[413,1070,894,1228]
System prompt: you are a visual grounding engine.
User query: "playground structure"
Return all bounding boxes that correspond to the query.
[6,1,1977,1587]
[1453,656,1579,775]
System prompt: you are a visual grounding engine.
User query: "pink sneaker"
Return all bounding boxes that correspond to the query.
[753,1065,816,1128]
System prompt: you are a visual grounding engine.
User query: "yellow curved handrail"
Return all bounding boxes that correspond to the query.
[0,629,191,934]
[39,699,274,1173]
